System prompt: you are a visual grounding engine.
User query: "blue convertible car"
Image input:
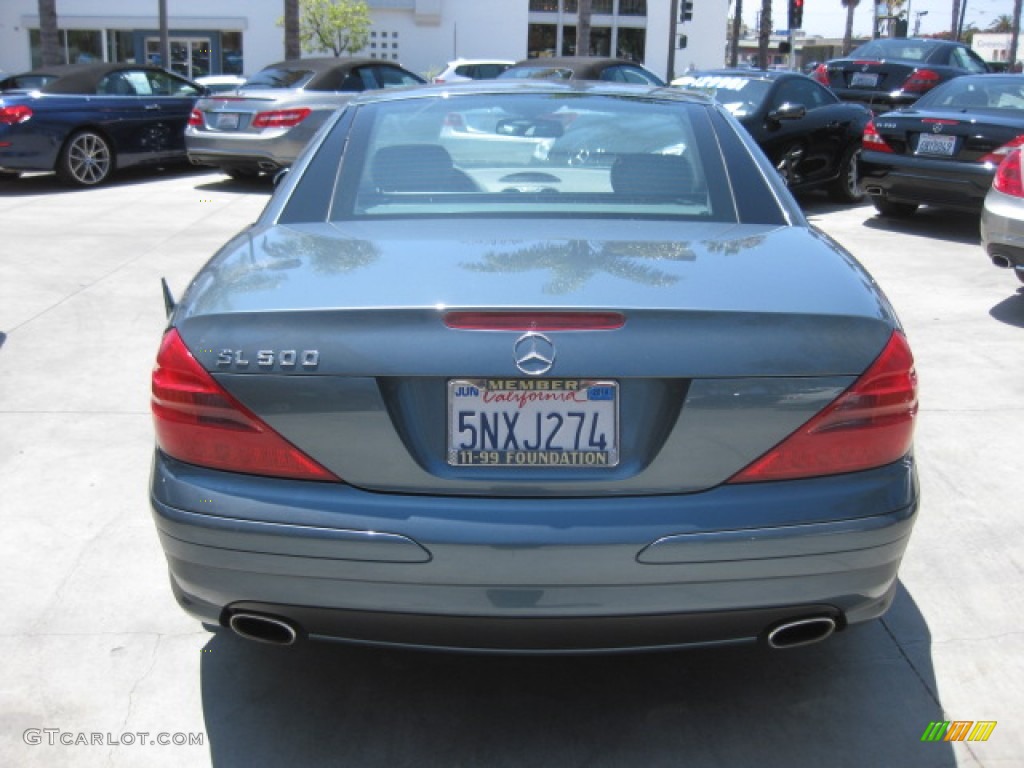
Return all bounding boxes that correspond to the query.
[0,63,203,186]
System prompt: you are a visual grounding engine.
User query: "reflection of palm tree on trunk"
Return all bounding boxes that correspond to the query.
[465,240,695,295]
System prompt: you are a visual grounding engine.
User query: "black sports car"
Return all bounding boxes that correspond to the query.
[0,63,203,186]
[812,38,989,114]
[860,74,1024,217]
[674,70,872,202]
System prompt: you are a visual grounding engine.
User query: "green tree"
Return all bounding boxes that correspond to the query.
[987,14,1013,32]
[298,0,371,57]
[38,0,60,66]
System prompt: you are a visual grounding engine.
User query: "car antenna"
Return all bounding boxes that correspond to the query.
[160,277,176,318]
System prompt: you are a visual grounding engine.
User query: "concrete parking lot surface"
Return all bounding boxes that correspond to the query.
[1,169,1021,767]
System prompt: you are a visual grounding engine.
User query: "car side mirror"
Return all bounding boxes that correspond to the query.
[767,103,807,123]
[273,168,290,187]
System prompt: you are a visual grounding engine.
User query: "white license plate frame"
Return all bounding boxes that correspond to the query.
[215,112,241,130]
[915,133,957,156]
[447,379,619,467]
[850,72,879,88]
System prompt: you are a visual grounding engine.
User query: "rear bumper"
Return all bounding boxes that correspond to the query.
[861,149,995,211]
[982,189,1024,271]
[833,90,919,114]
[150,452,919,652]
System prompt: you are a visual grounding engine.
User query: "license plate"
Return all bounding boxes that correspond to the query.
[916,133,957,156]
[215,112,240,130]
[448,379,619,467]
[850,72,879,87]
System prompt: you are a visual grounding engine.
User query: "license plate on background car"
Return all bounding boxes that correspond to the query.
[215,112,241,130]
[916,133,957,156]
[850,72,879,87]
[448,379,619,467]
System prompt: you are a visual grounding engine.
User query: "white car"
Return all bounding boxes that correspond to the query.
[433,59,514,84]
[195,74,246,94]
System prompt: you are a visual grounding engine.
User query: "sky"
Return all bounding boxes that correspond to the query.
[742,0,1017,41]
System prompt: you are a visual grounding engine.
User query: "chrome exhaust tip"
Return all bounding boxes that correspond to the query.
[991,254,1012,269]
[228,612,299,646]
[766,616,837,649]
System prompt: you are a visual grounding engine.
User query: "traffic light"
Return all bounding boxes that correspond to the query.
[681,1,693,22]
[788,0,804,29]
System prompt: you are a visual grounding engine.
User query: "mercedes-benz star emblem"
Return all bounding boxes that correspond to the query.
[513,332,555,376]
[933,124,943,133]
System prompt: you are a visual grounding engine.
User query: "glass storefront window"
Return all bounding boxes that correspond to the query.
[107,30,136,62]
[562,25,576,56]
[29,29,101,67]
[593,0,613,14]
[616,27,645,60]
[222,31,243,74]
[589,27,612,56]
[528,24,557,58]
[529,0,559,11]
[619,0,647,15]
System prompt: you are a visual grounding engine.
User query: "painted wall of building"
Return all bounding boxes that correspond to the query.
[0,0,727,82]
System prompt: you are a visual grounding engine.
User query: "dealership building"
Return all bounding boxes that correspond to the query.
[0,0,727,83]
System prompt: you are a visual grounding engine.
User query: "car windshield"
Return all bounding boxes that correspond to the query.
[328,92,734,222]
[848,39,938,61]
[672,74,772,117]
[915,77,1024,110]
[241,67,313,89]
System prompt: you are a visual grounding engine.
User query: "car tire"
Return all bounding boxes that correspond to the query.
[57,130,113,186]
[775,145,804,187]
[828,147,865,203]
[872,198,918,218]
[1016,269,1024,285]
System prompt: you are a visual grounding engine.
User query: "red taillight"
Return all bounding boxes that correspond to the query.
[728,331,918,483]
[0,104,33,125]
[992,147,1024,196]
[188,108,203,127]
[251,107,312,128]
[811,63,830,86]
[979,134,1024,166]
[862,120,894,153]
[151,329,340,481]
[444,311,626,331]
[902,68,941,94]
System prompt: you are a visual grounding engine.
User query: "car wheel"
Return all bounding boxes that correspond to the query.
[872,198,918,218]
[57,130,113,186]
[828,147,865,203]
[775,145,804,187]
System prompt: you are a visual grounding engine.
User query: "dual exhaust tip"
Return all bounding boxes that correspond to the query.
[765,616,837,649]
[226,610,838,651]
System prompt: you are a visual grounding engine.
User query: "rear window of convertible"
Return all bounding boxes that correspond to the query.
[327,93,741,222]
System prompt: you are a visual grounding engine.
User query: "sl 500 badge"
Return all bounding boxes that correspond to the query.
[216,349,320,369]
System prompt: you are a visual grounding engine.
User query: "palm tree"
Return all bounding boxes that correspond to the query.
[988,14,1013,32]
[38,0,60,66]
[1010,0,1022,71]
[951,0,962,39]
[842,0,859,55]
[284,0,301,59]
[757,0,772,69]
[729,0,743,67]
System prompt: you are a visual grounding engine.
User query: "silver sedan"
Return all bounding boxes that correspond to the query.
[981,146,1024,286]
[185,57,424,179]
